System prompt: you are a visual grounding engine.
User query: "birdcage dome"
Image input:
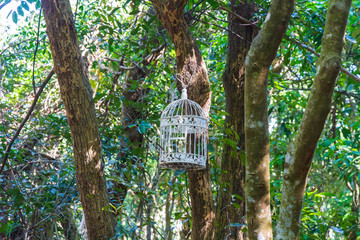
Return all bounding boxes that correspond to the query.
[159,89,208,170]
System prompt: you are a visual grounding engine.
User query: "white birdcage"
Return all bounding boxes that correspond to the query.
[159,88,208,170]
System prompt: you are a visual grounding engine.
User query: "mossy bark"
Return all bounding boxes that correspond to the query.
[214,2,257,240]
[41,0,115,239]
[150,0,214,239]
[275,0,352,239]
[244,0,294,239]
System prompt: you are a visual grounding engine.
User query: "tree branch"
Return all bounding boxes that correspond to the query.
[289,38,360,83]
[0,0,11,10]
[221,4,360,84]
[0,69,55,175]
[276,0,352,238]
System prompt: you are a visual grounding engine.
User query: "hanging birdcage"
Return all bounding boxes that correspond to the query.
[159,89,208,170]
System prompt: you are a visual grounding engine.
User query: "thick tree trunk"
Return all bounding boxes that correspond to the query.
[150,1,214,239]
[41,0,115,239]
[244,0,294,239]
[215,2,256,240]
[275,1,351,238]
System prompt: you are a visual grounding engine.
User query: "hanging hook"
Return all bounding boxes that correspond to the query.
[175,65,199,91]
[176,73,187,89]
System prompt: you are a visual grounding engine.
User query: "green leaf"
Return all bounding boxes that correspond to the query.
[207,0,219,9]
[233,194,243,201]
[108,38,114,48]
[93,92,106,102]
[129,8,140,15]
[207,143,215,152]
[21,1,30,11]
[99,25,109,31]
[130,27,139,35]
[141,23,149,33]
[35,0,41,9]
[174,212,182,220]
[342,128,351,138]
[232,202,241,208]
[12,11,18,24]
[223,138,237,148]
[316,192,335,197]
[17,6,24,16]
[284,48,291,65]
[109,7,120,16]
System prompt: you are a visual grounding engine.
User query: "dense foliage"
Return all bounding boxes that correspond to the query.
[0,0,359,239]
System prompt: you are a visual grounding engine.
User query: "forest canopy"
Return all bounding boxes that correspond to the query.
[0,0,359,239]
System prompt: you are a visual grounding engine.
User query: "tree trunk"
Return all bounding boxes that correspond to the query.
[215,2,257,239]
[109,9,163,207]
[244,0,294,239]
[41,0,115,239]
[275,0,351,238]
[164,175,176,240]
[150,1,214,239]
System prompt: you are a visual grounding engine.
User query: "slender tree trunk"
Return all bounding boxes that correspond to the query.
[41,0,115,239]
[150,1,213,239]
[110,9,163,207]
[215,2,257,239]
[347,178,360,240]
[244,0,294,239]
[60,206,79,240]
[275,0,351,238]
[164,175,176,240]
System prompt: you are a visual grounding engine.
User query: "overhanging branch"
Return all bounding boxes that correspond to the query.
[220,5,360,84]
[0,69,55,175]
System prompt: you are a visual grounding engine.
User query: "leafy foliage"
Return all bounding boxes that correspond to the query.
[0,0,359,238]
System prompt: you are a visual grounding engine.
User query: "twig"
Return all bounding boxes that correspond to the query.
[99,59,135,74]
[218,5,260,30]
[220,4,360,84]
[0,69,55,175]
[280,87,360,101]
[289,38,360,83]
[197,18,244,40]
[339,67,360,83]
[0,0,11,11]
[0,38,35,56]
[74,0,80,22]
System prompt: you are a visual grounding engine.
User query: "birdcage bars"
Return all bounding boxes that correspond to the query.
[159,89,208,170]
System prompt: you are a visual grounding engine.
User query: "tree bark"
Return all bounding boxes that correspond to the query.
[275,0,351,238]
[150,1,214,239]
[244,0,294,239]
[41,0,115,239]
[215,2,256,240]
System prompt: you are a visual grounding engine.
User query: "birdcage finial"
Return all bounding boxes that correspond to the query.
[181,88,187,99]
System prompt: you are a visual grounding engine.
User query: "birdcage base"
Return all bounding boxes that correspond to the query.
[159,162,206,170]
[159,153,206,170]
